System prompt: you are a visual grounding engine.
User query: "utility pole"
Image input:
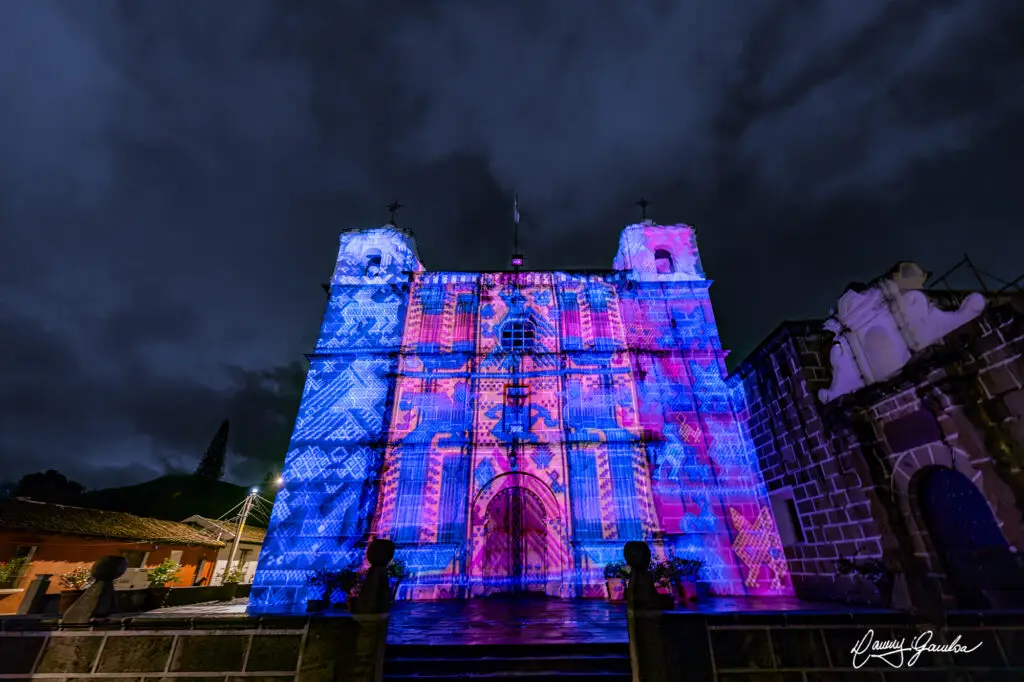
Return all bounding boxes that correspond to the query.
[224,487,257,584]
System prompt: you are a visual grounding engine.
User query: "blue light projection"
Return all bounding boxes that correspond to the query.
[250,222,792,611]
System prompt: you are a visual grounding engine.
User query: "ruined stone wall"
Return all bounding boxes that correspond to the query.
[738,300,1024,608]
[737,322,887,602]
[845,300,1024,606]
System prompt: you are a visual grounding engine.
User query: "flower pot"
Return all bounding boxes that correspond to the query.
[146,587,171,610]
[605,578,624,602]
[217,583,238,602]
[59,589,84,615]
[674,581,691,605]
[695,581,712,601]
[306,598,327,612]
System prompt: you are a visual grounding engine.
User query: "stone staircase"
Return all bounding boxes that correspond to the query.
[383,642,633,681]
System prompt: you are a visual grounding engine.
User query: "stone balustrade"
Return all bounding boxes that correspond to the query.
[0,540,396,682]
[622,541,1024,681]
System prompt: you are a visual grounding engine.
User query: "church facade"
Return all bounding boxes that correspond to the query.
[250,221,792,610]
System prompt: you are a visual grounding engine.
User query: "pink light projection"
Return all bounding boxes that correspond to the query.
[251,222,793,610]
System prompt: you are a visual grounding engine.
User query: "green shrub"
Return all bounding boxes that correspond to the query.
[147,558,182,588]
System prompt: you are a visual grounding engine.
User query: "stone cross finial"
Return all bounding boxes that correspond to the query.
[387,201,404,226]
[624,541,658,609]
[634,197,651,221]
[623,541,670,682]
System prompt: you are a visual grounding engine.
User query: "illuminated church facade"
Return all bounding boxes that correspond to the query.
[251,220,793,610]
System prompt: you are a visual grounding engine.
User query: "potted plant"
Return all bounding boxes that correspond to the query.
[59,566,93,614]
[388,558,410,601]
[145,558,182,610]
[333,568,362,610]
[305,569,330,612]
[603,562,629,602]
[673,558,704,603]
[651,557,704,605]
[346,574,364,611]
[0,556,28,589]
[836,555,896,606]
[651,559,678,604]
[219,564,245,601]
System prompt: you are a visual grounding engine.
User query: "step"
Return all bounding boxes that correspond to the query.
[383,673,631,681]
[383,643,631,680]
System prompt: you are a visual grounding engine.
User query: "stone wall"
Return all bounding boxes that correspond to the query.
[736,300,1024,608]
[736,321,887,602]
[657,610,1024,681]
[0,613,387,682]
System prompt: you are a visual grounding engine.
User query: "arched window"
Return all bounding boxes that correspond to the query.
[500,320,535,352]
[654,248,674,274]
[363,249,383,276]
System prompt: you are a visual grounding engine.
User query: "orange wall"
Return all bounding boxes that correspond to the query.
[0,531,220,614]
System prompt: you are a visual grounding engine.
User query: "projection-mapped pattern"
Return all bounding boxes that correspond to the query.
[251,223,792,610]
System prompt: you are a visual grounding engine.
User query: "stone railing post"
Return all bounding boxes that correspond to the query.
[625,541,669,682]
[17,574,52,615]
[350,539,394,682]
[63,556,127,624]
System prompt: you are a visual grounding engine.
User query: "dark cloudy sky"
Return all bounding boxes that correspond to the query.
[2,1,1023,490]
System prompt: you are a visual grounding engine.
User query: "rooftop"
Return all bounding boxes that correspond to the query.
[0,498,225,548]
[183,516,267,545]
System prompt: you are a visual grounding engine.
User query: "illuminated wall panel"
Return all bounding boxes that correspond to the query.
[251,222,792,611]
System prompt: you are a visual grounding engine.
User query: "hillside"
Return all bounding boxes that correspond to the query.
[79,474,266,526]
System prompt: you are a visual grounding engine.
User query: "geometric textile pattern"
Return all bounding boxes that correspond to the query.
[252,222,792,611]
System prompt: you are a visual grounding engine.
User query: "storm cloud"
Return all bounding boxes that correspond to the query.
[1,0,1022,487]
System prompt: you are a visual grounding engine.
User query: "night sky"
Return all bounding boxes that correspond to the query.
[3,1,1023,490]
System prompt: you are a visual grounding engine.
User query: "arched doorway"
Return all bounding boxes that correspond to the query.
[482,487,548,595]
[916,466,1017,609]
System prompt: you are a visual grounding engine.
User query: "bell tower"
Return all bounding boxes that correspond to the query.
[612,222,706,282]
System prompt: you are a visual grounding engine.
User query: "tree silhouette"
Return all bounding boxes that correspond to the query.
[13,470,85,504]
[195,419,230,480]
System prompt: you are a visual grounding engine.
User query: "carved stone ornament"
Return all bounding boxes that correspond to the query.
[819,262,986,403]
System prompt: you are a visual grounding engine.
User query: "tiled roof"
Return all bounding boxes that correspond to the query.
[0,498,225,548]
[185,516,266,545]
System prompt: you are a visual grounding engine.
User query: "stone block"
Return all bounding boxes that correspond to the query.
[170,634,249,672]
[827,510,850,524]
[709,628,775,669]
[301,618,361,678]
[769,627,830,668]
[0,635,46,674]
[245,635,302,672]
[96,635,174,673]
[717,673,803,682]
[981,366,1021,397]
[947,628,1005,668]
[840,525,864,541]
[996,628,1024,667]
[821,627,886,669]
[36,635,104,674]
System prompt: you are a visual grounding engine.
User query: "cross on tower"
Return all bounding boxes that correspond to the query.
[634,197,651,221]
[387,200,404,225]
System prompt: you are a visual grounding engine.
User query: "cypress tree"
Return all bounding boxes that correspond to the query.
[195,419,230,480]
